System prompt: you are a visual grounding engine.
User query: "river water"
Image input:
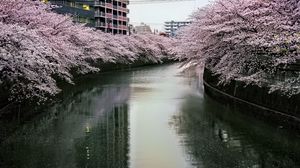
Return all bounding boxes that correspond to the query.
[0,64,300,168]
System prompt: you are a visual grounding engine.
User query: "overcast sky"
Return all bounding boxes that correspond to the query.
[128,0,210,31]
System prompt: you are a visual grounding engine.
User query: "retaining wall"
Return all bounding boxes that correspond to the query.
[203,68,300,130]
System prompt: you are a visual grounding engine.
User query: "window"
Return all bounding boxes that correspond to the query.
[83,4,90,10]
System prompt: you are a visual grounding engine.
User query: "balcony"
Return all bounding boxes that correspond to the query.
[117,16,128,22]
[118,25,128,30]
[106,3,113,8]
[124,0,130,5]
[95,11,105,17]
[106,23,113,28]
[117,16,123,20]
[94,1,105,7]
[106,13,113,18]
[95,22,106,27]
[117,6,129,13]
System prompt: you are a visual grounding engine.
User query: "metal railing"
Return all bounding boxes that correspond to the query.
[118,25,128,30]
[106,3,113,8]
[117,6,129,13]
[95,11,105,17]
[95,22,106,27]
[106,13,113,18]
[94,1,105,6]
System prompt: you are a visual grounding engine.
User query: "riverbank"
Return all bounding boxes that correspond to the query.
[0,61,175,118]
[1,63,300,168]
[1,0,179,111]
[203,68,300,131]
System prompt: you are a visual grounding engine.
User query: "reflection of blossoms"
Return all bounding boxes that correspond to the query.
[0,0,177,103]
[176,0,300,95]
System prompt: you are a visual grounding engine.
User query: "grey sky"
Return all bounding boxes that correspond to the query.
[128,0,210,31]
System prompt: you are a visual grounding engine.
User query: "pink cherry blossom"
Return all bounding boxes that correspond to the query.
[176,0,300,95]
[0,0,177,104]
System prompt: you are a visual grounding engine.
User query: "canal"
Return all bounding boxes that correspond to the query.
[0,64,300,168]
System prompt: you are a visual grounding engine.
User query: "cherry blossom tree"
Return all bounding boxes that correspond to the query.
[177,0,300,95]
[0,0,176,104]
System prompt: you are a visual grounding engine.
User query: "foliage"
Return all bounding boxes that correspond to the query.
[177,0,300,95]
[0,0,176,103]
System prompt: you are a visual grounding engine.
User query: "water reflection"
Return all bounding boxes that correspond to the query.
[74,103,129,168]
[1,64,300,168]
[0,82,130,168]
[172,93,300,168]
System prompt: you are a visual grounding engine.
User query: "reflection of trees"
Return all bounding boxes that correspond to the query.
[0,83,130,168]
[0,70,132,141]
[74,104,129,168]
[172,94,300,168]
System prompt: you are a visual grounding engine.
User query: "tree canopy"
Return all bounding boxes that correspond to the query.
[0,0,176,103]
[177,0,300,95]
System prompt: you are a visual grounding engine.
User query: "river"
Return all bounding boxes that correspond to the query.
[0,64,300,168]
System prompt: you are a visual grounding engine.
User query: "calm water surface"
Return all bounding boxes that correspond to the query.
[0,64,300,168]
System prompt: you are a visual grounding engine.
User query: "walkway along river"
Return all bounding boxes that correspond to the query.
[0,64,300,168]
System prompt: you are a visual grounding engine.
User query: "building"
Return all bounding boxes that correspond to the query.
[47,0,95,27]
[164,20,191,37]
[94,0,129,34]
[133,23,152,34]
[45,0,129,35]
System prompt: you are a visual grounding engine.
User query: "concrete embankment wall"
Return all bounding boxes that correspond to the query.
[203,68,300,130]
